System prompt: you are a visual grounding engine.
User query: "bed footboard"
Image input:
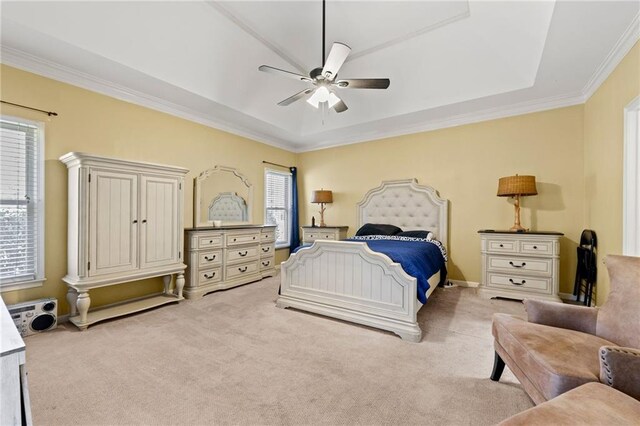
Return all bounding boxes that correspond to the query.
[277,240,422,342]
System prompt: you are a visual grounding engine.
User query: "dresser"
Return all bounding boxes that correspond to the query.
[479,231,563,302]
[184,225,276,299]
[60,152,188,330]
[301,226,348,244]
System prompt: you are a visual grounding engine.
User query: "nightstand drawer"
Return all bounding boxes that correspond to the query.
[227,246,259,262]
[486,273,551,293]
[487,256,553,276]
[260,244,275,257]
[198,267,222,285]
[305,232,337,241]
[486,239,519,254]
[521,240,554,256]
[197,250,222,268]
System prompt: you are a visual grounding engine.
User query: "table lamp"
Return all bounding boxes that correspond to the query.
[497,175,537,231]
[311,189,333,227]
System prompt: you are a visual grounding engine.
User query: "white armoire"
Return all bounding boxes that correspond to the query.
[60,152,188,330]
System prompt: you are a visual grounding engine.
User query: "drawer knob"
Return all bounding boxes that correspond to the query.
[509,261,526,268]
[533,245,538,249]
[204,255,216,261]
[238,266,248,273]
[509,278,526,286]
[262,261,270,267]
[209,240,213,244]
[204,272,216,279]
[239,251,248,257]
[499,244,504,248]
[233,238,237,242]
[253,236,256,240]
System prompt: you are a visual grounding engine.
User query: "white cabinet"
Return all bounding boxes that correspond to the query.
[184,225,276,299]
[301,226,348,244]
[60,152,188,330]
[479,231,563,302]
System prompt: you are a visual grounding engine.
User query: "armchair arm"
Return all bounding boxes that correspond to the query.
[600,346,640,401]
[524,299,598,334]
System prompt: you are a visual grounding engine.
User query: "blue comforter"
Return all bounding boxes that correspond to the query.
[293,239,446,304]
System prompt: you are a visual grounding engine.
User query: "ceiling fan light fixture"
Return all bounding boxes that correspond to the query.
[306,86,340,109]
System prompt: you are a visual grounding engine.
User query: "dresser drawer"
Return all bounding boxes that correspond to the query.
[486,272,551,293]
[261,230,275,243]
[227,233,260,246]
[198,234,223,249]
[197,250,222,268]
[227,246,259,262]
[521,240,554,256]
[260,244,275,257]
[305,231,337,242]
[225,261,259,279]
[198,267,222,285]
[486,238,519,254]
[260,257,275,270]
[487,256,553,276]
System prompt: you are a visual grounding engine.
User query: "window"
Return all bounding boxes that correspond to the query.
[265,169,292,248]
[0,116,45,290]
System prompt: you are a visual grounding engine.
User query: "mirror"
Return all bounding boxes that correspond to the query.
[194,165,253,227]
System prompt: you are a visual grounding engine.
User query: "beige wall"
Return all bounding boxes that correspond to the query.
[0,64,295,313]
[297,106,586,292]
[584,41,640,304]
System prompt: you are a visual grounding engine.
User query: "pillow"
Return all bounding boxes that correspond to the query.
[355,223,402,237]
[397,230,433,240]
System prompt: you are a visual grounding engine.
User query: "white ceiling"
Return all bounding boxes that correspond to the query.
[1,1,639,152]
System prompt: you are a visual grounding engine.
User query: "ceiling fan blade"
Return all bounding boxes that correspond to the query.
[334,79,390,89]
[277,88,315,106]
[321,42,351,81]
[333,99,348,113]
[259,65,312,83]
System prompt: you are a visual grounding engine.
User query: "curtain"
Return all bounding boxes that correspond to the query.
[289,166,300,251]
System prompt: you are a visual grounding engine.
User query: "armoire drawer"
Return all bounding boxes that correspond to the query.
[198,235,223,249]
[486,256,552,276]
[227,246,259,263]
[197,250,222,268]
[198,267,222,285]
[486,273,551,293]
[225,261,259,279]
[260,257,275,270]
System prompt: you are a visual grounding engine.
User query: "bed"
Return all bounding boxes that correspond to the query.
[277,179,448,342]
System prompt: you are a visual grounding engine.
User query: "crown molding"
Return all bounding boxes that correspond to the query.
[582,11,640,101]
[297,91,585,152]
[0,46,296,152]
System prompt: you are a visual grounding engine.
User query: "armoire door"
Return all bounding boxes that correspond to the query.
[88,169,139,276]
[139,174,181,268]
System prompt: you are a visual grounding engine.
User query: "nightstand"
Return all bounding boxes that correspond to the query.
[301,226,348,244]
[478,230,563,302]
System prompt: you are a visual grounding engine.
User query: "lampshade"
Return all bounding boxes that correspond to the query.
[497,175,538,197]
[311,190,333,204]
[306,87,341,109]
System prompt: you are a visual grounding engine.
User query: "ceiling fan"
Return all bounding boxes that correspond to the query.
[258,0,390,113]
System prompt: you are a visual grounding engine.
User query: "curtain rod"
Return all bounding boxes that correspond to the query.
[1,100,58,117]
[262,160,291,169]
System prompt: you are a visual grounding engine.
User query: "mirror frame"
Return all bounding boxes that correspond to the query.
[194,165,253,227]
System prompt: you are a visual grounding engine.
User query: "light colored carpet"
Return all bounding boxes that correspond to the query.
[24,275,533,425]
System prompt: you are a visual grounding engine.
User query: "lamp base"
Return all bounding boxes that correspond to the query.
[509,224,528,232]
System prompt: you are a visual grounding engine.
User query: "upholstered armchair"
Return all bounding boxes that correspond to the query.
[490,255,640,404]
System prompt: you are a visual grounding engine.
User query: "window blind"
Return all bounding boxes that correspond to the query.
[0,118,43,286]
[265,169,291,247]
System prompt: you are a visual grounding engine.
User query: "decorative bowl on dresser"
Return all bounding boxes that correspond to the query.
[183,225,276,299]
[301,226,348,244]
[478,230,563,302]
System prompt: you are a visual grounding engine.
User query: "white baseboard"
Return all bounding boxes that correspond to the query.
[448,279,479,288]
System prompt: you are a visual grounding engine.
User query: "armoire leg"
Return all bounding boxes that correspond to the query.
[66,288,78,316]
[76,291,91,329]
[175,273,185,299]
[163,275,172,295]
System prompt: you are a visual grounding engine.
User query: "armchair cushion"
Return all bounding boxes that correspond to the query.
[493,313,615,402]
[524,299,598,334]
[599,346,640,400]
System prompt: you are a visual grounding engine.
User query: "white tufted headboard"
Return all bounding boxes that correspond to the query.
[357,179,448,246]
